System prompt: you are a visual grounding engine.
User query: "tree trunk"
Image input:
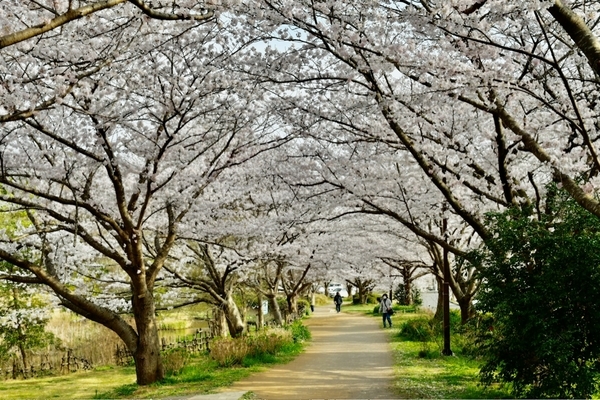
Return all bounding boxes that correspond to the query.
[131,289,164,385]
[18,342,27,375]
[257,292,264,329]
[404,279,413,306]
[457,295,476,324]
[433,276,444,321]
[287,293,298,315]
[223,295,245,338]
[267,293,283,326]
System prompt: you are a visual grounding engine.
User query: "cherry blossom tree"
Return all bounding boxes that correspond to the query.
[0,14,290,383]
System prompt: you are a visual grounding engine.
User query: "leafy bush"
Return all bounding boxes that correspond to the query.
[399,318,435,342]
[476,187,600,398]
[162,347,190,376]
[286,320,311,343]
[393,285,423,306]
[354,293,378,305]
[247,328,293,355]
[296,299,309,316]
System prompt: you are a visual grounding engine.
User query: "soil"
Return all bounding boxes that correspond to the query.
[220,304,397,399]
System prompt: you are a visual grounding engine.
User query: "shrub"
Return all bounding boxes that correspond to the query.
[393,285,423,306]
[476,187,600,398]
[287,320,311,343]
[399,318,434,342]
[210,326,299,367]
[210,337,250,367]
[162,347,190,376]
[296,299,309,316]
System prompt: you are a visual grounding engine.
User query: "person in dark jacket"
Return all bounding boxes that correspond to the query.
[379,293,393,328]
[333,291,343,313]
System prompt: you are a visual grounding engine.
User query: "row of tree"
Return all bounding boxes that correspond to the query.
[2,0,600,394]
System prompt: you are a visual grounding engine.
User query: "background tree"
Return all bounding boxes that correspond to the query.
[0,264,57,376]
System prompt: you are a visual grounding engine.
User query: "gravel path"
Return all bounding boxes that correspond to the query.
[219,304,397,399]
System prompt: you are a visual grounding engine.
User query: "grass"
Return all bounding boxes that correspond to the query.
[1,302,510,399]
[94,332,306,399]
[344,302,512,399]
[0,333,306,400]
[0,366,136,399]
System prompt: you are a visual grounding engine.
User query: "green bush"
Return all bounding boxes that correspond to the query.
[247,329,293,356]
[297,299,309,316]
[399,318,435,342]
[393,285,423,306]
[354,293,379,305]
[476,187,600,398]
[286,320,311,343]
[210,337,251,367]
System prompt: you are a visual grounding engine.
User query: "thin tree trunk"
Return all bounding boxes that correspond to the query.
[434,276,444,321]
[257,292,264,329]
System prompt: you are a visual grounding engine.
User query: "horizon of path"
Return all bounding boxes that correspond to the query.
[206,304,397,400]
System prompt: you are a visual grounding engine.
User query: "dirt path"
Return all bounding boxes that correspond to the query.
[220,304,397,399]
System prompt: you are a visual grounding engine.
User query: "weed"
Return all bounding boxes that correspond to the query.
[162,347,191,376]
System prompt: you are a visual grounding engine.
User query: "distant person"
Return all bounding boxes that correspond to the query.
[379,293,393,328]
[310,292,316,312]
[333,291,343,313]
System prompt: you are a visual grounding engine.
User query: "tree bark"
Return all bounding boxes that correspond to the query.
[433,276,444,322]
[131,287,163,385]
[223,295,245,338]
[266,293,283,326]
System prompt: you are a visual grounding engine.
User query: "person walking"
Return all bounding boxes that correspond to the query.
[333,291,343,313]
[379,293,393,328]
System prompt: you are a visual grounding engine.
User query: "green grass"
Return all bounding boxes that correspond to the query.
[1,305,510,399]
[344,301,512,399]
[94,332,307,399]
[0,366,136,399]
[0,326,308,400]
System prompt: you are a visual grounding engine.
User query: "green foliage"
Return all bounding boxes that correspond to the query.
[353,293,378,305]
[399,318,435,342]
[476,187,600,398]
[393,284,423,306]
[296,299,309,316]
[286,320,311,343]
[0,266,58,365]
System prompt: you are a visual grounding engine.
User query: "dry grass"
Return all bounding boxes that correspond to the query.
[45,310,123,366]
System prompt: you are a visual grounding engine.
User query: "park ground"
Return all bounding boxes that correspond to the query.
[0,301,510,399]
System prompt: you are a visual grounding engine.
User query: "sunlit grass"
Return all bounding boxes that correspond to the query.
[345,301,511,399]
[0,366,136,399]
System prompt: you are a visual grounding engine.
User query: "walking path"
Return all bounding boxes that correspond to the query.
[191,304,397,400]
